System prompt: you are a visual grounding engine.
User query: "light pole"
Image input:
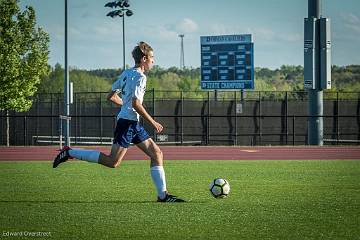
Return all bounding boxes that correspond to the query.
[178,34,185,69]
[105,0,133,71]
[64,0,70,147]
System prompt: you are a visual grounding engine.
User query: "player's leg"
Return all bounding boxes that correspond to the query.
[136,139,166,197]
[98,144,127,168]
[136,137,185,202]
[53,144,127,168]
[132,123,166,198]
[96,118,133,168]
[53,118,131,168]
[136,138,163,167]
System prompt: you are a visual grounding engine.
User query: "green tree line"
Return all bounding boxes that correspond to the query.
[38,64,360,96]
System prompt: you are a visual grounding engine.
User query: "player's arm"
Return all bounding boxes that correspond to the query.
[108,73,126,107]
[132,98,163,133]
[107,90,123,107]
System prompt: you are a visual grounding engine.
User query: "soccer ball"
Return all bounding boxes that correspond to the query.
[209,178,230,198]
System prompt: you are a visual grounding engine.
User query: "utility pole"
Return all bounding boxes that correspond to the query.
[64,0,70,146]
[178,34,185,69]
[304,0,331,145]
[122,14,125,70]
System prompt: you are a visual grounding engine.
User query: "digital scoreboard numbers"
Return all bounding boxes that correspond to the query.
[200,34,254,90]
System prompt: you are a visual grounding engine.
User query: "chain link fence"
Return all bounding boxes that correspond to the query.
[1,90,359,146]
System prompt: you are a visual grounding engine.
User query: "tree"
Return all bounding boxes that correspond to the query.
[0,0,49,146]
[38,64,112,94]
[37,63,64,93]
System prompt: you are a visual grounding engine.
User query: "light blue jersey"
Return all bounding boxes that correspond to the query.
[111,68,146,121]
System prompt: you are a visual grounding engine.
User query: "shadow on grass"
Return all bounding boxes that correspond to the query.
[0,199,204,204]
[0,199,153,204]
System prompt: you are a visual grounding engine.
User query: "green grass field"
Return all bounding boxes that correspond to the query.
[0,160,359,240]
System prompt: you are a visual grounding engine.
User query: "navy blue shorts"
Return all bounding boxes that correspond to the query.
[113,118,150,148]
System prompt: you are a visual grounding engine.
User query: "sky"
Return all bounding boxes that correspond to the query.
[19,0,360,70]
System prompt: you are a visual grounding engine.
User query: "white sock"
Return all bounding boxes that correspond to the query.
[69,149,100,163]
[150,166,167,199]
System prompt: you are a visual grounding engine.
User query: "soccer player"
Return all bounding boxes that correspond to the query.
[53,41,185,203]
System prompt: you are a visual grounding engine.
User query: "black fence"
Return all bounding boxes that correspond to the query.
[1,90,359,146]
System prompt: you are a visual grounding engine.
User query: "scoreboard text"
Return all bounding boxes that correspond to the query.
[200,34,254,90]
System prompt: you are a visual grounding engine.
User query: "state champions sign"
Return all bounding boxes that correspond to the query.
[200,34,254,90]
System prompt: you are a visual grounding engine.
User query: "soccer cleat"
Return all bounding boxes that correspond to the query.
[53,146,72,168]
[157,193,186,203]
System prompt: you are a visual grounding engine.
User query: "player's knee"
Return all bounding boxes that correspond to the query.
[154,147,163,160]
[109,158,121,168]
[109,162,119,168]
[108,163,116,168]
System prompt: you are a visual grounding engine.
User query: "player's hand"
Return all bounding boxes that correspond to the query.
[152,121,163,133]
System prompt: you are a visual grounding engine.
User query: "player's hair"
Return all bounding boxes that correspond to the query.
[132,41,153,64]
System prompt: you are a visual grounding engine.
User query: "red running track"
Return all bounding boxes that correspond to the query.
[0,146,359,161]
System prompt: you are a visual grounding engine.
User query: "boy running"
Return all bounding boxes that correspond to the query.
[53,41,185,203]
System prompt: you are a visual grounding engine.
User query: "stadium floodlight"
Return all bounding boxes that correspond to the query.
[105,0,133,71]
[115,1,124,8]
[104,1,117,8]
[106,10,124,18]
[125,9,133,17]
[123,0,130,8]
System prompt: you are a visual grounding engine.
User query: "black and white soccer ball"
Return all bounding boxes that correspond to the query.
[209,178,230,198]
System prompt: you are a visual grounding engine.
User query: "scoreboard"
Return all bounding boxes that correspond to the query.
[200,34,254,90]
